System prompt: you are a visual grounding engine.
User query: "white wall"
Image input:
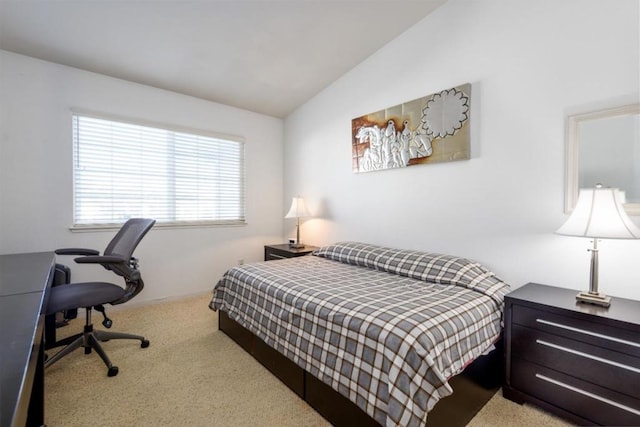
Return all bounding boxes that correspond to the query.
[284,0,640,300]
[0,50,284,305]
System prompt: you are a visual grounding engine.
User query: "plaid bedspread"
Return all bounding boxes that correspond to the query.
[210,242,510,426]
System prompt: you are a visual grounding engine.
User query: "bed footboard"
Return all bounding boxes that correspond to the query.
[218,310,501,427]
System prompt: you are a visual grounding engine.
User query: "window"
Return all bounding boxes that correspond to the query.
[72,114,245,228]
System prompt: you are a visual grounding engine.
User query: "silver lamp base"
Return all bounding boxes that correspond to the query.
[574,239,611,308]
[289,243,305,249]
[576,291,611,308]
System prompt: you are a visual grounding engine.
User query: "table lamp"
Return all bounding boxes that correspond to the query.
[556,184,640,307]
[285,196,311,248]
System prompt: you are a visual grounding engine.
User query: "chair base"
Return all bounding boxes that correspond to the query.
[45,321,149,377]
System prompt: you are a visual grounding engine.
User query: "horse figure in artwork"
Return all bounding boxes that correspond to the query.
[355,125,384,171]
[356,122,434,171]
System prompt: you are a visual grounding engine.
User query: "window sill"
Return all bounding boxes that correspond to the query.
[70,220,247,232]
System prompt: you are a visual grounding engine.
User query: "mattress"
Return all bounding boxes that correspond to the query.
[210,242,510,426]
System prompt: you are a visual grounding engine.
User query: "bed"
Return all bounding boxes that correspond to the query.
[209,241,510,426]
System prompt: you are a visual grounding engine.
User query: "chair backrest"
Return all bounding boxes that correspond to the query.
[104,218,155,304]
[105,218,155,261]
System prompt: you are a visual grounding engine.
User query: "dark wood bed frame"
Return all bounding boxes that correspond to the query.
[219,310,503,426]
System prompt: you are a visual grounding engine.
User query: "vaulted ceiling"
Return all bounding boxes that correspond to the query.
[0,1,446,118]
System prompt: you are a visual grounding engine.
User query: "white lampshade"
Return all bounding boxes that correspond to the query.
[285,197,310,219]
[556,186,640,239]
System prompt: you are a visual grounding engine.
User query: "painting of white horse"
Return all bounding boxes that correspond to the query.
[352,83,470,173]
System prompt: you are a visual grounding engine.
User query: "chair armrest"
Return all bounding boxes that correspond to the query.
[74,255,126,265]
[55,248,100,256]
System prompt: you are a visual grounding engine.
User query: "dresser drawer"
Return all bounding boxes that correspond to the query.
[504,283,640,426]
[512,304,640,358]
[511,324,640,400]
[511,358,640,426]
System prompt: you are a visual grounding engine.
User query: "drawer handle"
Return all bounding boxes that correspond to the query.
[536,373,640,416]
[269,254,286,259]
[536,318,640,348]
[536,339,640,373]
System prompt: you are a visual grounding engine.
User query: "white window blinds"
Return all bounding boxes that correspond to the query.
[72,114,245,227]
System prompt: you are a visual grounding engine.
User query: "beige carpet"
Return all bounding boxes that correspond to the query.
[45,293,572,427]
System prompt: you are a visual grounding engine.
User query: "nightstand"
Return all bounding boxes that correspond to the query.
[503,283,640,426]
[264,244,319,261]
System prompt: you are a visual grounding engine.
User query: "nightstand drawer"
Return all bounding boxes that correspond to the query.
[512,304,640,358]
[512,358,640,426]
[512,324,640,400]
[265,252,288,260]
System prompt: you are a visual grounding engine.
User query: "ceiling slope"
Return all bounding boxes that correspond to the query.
[0,1,446,118]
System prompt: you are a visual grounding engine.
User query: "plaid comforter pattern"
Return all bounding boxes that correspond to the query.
[210,243,510,426]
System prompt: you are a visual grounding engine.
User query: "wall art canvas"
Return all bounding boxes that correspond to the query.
[351,83,470,173]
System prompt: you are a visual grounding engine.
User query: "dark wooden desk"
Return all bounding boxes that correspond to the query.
[0,252,55,427]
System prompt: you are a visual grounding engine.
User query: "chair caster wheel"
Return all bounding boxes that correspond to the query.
[108,366,119,377]
[141,339,150,348]
[102,319,113,328]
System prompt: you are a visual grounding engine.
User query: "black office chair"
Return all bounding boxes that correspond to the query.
[45,218,155,377]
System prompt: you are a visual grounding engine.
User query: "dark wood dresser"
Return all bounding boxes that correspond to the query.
[503,282,640,425]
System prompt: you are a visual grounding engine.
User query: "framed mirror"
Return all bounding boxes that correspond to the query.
[565,103,640,215]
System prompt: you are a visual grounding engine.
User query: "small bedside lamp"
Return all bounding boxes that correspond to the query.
[285,196,311,249]
[556,184,640,307]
